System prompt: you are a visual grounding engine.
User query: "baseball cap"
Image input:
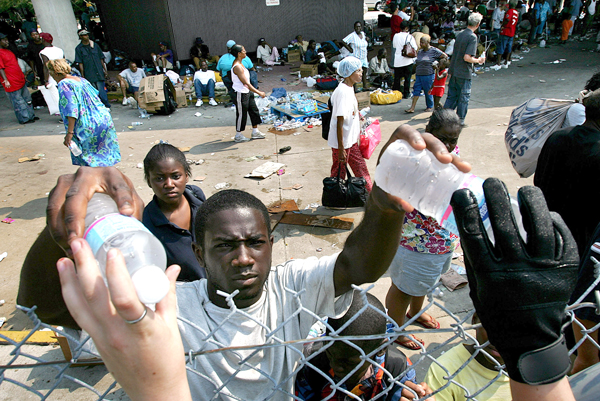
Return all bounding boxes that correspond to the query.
[40,32,53,44]
[78,29,89,36]
[0,33,6,39]
[226,40,236,48]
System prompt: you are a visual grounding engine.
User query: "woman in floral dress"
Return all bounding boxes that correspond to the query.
[46,58,120,167]
[385,109,463,350]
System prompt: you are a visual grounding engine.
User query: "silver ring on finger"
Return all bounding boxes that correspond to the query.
[124,307,147,324]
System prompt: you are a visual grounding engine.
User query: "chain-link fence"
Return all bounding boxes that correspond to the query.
[1,278,599,401]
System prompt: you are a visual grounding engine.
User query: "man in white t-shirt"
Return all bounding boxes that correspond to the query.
[19,129,464,400]
[118,61,146,105]
[193,60,217,106]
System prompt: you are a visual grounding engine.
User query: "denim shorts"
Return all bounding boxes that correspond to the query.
[389,246,452,296]
[496,35,514,56]
[126,85,139,94]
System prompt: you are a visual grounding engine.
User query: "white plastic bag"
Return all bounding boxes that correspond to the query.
[38,84,60,115]
[504,98,573,178]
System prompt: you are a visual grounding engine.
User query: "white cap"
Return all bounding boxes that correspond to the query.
[131,265,170,305]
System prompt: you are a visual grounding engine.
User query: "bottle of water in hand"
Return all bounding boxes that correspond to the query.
[84,193,169,305]
[374,140,526,243]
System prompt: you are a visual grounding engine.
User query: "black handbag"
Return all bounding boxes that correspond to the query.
[322,164,367,208]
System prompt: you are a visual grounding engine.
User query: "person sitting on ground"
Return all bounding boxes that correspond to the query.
[292,34,310,56]
[142,143,207,281]
[193,60,217,107]
[189,37,205,70]
[199,44,219,68]
[152,41,174,72]
[295,290,435,401]
[118,61,145,106]
[18,126,471,400]
[368,48,393,89]
[256,38,280,66]
[425,313,511,400]
[303,40,329,74]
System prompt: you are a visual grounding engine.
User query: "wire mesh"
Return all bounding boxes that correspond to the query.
[1,279,599,401]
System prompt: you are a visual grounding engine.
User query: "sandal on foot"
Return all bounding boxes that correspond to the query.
[404,109,415,113]
[424,108,433,112]
[406,312,441,329]
[394,335,425,350]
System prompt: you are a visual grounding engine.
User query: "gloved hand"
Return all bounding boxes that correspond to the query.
[450,178,579,385]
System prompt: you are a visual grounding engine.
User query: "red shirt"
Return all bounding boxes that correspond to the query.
[0,48,25,93]
[391,14,402,40]
[500,9,519,37]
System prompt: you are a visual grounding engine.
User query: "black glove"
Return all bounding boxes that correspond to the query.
[450,178,579,385]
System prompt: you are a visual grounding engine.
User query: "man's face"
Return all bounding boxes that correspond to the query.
[159,44,166,52]
[0,37,8,49]
[31,32,40,42]
[196,207,273,309]
[130,63,138,72]
[79,34,89,42]
[201,61,208,71]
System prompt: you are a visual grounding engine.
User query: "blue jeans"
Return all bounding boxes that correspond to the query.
[6,85,35,124]
[412,74,435,109]
[194,79,215,98]
[89,80,110,108]
[444,76,472,120]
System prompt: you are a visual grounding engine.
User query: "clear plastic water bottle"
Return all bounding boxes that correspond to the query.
[374,140,527,242]
[132,121,143,126]
[84,193,169,304]
[68,141,82,156]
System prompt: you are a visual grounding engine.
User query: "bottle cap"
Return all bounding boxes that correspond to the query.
[131,265,170,304]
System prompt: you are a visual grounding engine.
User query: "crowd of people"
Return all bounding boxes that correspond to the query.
[1,2,600,401]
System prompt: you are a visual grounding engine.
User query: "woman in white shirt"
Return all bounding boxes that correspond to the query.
[328,56,372,192]
[392,21,417,100]
[230,44,267,143]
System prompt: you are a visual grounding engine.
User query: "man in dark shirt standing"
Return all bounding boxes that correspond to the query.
[26,30,46,85]
[534,89,600,256]
[74,29,110,109]
[443,12,486,126]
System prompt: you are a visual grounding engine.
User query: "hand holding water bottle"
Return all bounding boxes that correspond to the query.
[371,125,472,214]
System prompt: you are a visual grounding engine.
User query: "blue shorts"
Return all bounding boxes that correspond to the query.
[496,35,514,56]
[127,85,139,94]
[389,246,452,296]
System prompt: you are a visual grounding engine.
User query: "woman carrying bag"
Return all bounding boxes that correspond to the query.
[328,56,372,193]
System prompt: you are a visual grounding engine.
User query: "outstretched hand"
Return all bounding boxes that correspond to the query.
[47,167,144,256]
[373,124,471,213]
[450,178,579,385]
[57,238,191,401]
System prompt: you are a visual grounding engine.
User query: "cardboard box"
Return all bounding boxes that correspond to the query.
[300,64,318,77]
[287,49,301,63]
[355,91,370,110]
[138,74,177,113]
[175,87,187,108]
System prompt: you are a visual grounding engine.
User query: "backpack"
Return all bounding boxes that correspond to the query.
[315,76,339,90]
[321,98,333,140]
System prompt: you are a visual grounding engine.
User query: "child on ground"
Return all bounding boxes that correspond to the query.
[295,290,435,400]
[385,109,463,350]
[142,143,207,281]
[425,313,511,400]
[430,58,450,110]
